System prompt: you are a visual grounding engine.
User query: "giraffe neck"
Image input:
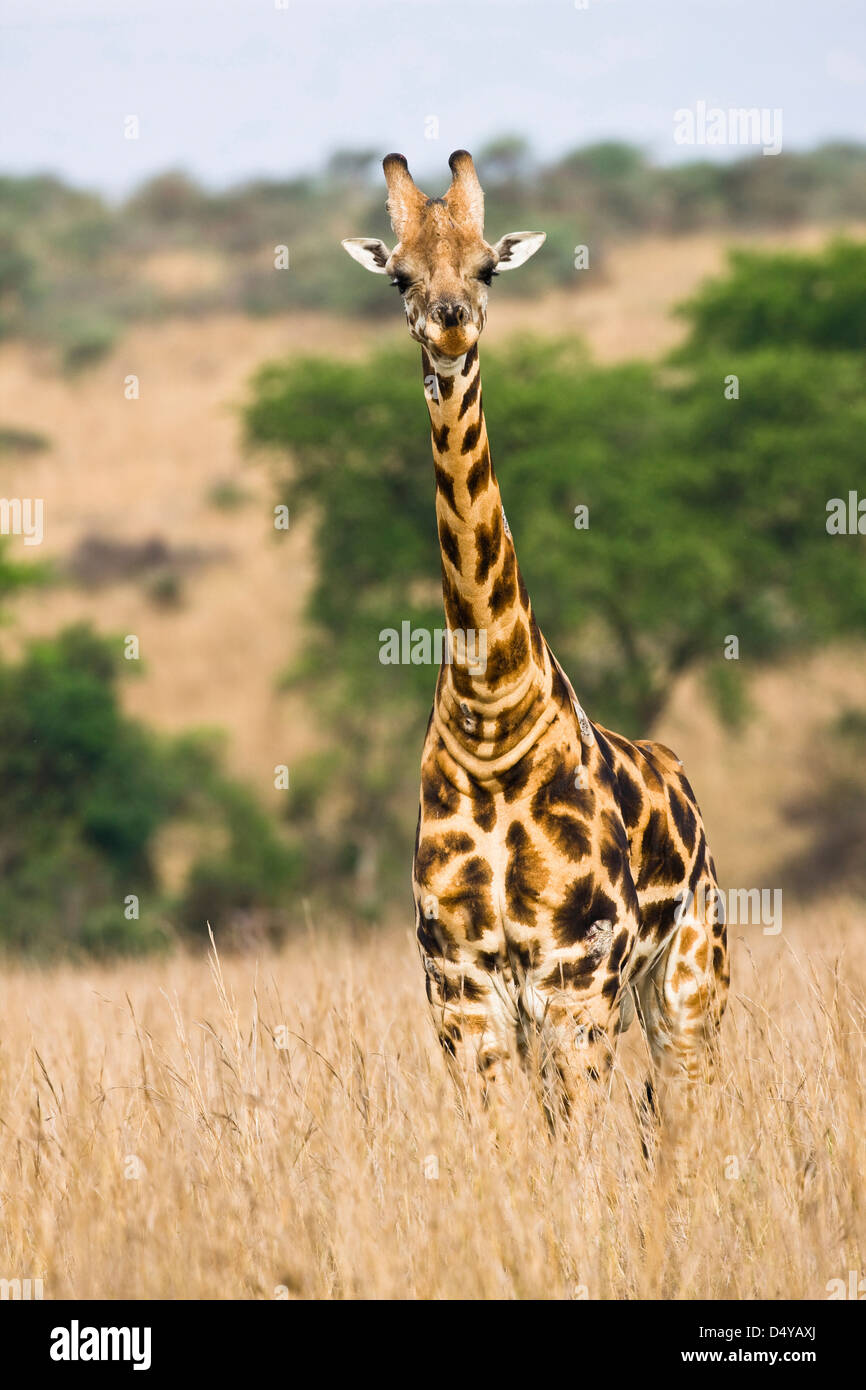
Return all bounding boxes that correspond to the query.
[421,344,558,776]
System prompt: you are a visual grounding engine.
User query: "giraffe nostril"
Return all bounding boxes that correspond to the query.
[431,301,469,330]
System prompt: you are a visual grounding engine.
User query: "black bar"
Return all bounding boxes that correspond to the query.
[2,1298,859,1377]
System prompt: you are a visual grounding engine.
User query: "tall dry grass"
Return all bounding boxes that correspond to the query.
[0,907,863,1300]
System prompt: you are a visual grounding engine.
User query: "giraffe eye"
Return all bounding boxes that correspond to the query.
[390,272,411,294]
[477,265,498,287]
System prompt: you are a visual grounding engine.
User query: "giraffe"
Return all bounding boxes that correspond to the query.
[342,151,729,1124]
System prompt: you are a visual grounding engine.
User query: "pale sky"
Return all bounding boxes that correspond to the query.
[1,0,864,197]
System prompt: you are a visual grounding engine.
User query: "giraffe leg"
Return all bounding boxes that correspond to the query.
[516,982,619,1134]
[539,1020,616,1135]
[421,951,517,1107]
[635,877,729,1159]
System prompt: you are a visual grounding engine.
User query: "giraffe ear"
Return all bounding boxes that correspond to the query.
[341,238,392,274]
[491,231,546,271]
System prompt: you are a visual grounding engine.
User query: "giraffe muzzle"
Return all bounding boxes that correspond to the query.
[424,315,479,358]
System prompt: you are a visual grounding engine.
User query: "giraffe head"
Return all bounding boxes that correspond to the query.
[342,150,545,362]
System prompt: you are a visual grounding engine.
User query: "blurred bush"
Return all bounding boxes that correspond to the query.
[176,778,301,949]
[677,238,866,352]
[0,620,301,957]
[244,239,866,915]
[779,705,866,898]
[58,313,118,373]
[0,423,49,455]
[0,230,38,337]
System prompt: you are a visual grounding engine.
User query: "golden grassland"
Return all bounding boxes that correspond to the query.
[0,909,863,1300]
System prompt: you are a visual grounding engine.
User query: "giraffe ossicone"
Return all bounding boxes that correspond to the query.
[342,150,729,1123]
